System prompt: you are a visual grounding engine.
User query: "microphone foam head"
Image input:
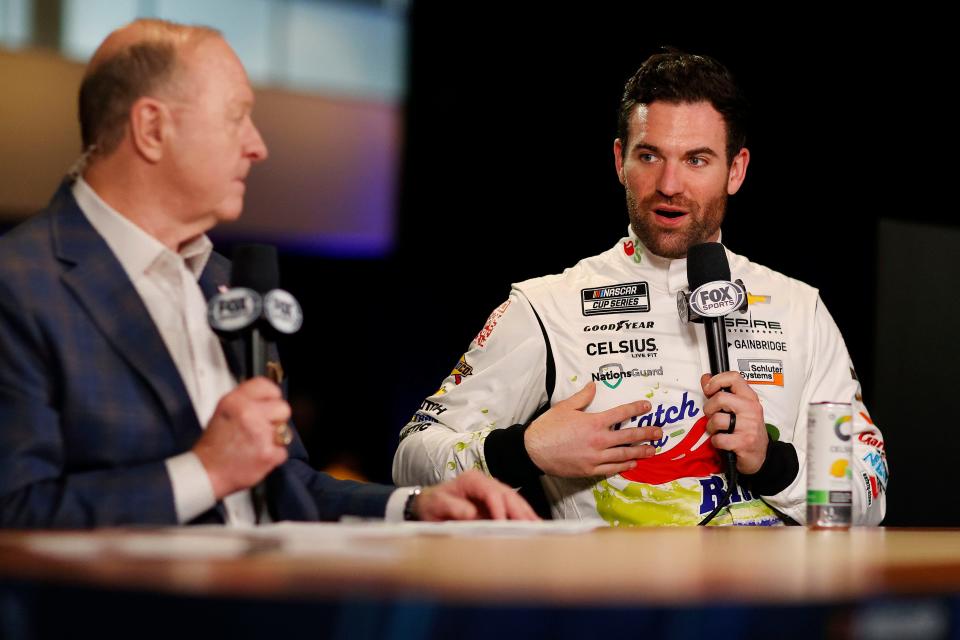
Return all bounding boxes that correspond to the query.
[687,242,730,289]
[231,244,279,293]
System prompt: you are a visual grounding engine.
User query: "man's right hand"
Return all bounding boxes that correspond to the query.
[193,378,292,499]
[524,382,659,478]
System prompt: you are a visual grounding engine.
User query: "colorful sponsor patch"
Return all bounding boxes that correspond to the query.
[593,475,782,526]
[581,282,650,316]
[747,292,772,305]
[857,431,885,453]
[620,414,720,485]
[474,300,511,347]
[862,451,889,490]
[737,358,784,386]
[622,240,642,264]
[452,355,473,384]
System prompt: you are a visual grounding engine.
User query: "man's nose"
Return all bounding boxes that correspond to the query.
[656,160,683,197]
[245,120,269,162]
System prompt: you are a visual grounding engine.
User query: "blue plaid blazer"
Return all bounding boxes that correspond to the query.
[0,182,393,527]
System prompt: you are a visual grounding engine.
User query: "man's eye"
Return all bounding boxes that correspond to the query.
[639,153,657,163]
[688,157,707,166]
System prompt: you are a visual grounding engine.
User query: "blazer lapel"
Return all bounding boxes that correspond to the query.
[198,254,245,381]
[49,184,203,447]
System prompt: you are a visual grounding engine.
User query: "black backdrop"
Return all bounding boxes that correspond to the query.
[226,7,955,525]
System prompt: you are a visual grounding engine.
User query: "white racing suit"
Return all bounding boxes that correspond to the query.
[393,229,888,526]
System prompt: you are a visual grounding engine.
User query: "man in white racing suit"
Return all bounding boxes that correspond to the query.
[393,51,887,526]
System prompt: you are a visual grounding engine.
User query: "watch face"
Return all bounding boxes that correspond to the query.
[403,487,422,521]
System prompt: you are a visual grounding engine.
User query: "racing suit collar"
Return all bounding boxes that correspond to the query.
[624,225,726,295]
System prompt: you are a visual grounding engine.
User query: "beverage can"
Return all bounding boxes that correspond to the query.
[807,402,853,528]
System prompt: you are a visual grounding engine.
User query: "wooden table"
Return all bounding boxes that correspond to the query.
[1,526,958,638]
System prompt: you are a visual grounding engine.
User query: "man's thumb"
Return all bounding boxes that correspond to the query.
[562,381,597,411]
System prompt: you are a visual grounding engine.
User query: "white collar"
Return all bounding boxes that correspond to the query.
[72,177,212,281]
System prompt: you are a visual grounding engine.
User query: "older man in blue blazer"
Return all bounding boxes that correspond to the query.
[0,19,535,528]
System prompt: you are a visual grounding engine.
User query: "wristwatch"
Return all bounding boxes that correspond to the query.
[403,487,422,521]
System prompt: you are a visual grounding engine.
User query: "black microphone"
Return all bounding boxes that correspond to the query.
[687,243,735,382]
[208,244,303,380]
[207,244,303,523]
[680,242,748,525]
[230,244,279,380]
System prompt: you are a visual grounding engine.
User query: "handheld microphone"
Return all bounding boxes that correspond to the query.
[677,242,748,525]
[206,244,303,524]
[208,244,303,380]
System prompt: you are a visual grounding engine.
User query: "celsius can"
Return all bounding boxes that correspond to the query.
[807,402,853,529]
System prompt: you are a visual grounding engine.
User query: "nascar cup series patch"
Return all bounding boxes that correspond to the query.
[581,282,650,316]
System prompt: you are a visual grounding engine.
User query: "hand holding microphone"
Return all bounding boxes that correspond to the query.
[193,378,292,499]
[700,371,768,475]
[194,245,303,500]
[680,243,768,475]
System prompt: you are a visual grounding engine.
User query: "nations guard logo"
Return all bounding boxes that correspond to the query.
[597,363,625,390]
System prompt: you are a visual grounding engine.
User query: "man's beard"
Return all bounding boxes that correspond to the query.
[626,189,727,259]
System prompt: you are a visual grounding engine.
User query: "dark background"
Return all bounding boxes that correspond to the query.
[261,7,956,526]
[2,6,944,525]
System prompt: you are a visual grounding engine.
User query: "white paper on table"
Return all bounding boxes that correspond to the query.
[22,520,603,561]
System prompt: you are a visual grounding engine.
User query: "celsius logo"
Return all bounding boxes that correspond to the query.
[834,414,852,441]
[583,320,654,332]
[591,363,662,389]
[689,280,745,317]
[586,338,657,358]
[581,282,650,316]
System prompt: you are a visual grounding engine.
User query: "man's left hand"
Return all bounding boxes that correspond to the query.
[700,372,768,474]
[412,470,540,521]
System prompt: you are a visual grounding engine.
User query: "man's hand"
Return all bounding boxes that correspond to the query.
[701,372,768,474]
[412,470,539,521]
[193,377,292,499]
[524,382,659,478]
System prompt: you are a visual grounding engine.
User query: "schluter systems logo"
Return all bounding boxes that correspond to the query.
[737,358,784,386]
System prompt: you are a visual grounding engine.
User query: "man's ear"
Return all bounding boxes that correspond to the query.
[129,97,167,163]
[613,138,626,185]
[726,147,750,195]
